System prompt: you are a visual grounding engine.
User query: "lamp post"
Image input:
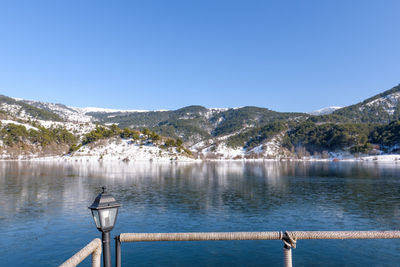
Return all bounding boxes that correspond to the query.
[89,187,121,267]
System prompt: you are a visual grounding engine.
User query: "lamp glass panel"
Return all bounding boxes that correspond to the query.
[91,210,101,229]
[99,208,118,228]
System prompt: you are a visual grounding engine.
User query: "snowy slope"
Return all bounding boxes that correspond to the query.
[190,132,291,159]
[360,91,400,115]
[21,100,94,123]
[332,84,400,123]
[68,137,194,162]
[0,102,32,120]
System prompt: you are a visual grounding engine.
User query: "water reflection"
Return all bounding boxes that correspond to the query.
[1,161,399,227]
[1,161,400,266]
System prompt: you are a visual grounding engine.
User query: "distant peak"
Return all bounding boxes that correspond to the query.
[308,106,342,115]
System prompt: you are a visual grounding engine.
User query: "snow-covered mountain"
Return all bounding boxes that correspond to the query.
[308,106,342,115]
[5,97,307,144]
[0,96,195,160]
[0,95,306,159]
[2,82,400,161]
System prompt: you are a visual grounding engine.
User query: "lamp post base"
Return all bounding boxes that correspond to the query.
[102,231,111,267]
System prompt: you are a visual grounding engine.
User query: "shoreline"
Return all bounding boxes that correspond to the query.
[1,154,400,163]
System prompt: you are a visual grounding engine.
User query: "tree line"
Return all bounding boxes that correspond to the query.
[0,123,76,147]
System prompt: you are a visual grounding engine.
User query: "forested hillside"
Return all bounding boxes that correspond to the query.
[89,105,306,143]
[329,84,400,123]
[1,83,400,160]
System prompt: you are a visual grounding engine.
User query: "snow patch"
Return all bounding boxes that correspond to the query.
[308,106,342,115]
[36,120,96,135]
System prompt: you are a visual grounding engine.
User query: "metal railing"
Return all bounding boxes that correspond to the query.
[115,230,400,267]
[60,238,102,267]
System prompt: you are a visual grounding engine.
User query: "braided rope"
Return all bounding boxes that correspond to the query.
[119,230,400,243]
[291,231,400,240]
[120,232,282,242]
[117,231,400,267]
[60,238,102,267]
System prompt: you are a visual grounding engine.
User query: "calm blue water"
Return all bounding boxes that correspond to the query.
[0,161,399,266]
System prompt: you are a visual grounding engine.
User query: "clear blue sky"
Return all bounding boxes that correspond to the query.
[0,0,399,112]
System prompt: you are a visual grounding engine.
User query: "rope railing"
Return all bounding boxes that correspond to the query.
[119,231,283,242]
[115,230,400,267]
[59,238,102,267]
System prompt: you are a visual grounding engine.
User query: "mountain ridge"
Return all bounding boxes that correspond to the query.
[1,83,400,160]
[331,84,400,123]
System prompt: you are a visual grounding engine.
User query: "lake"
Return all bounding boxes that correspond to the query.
[0,161,399,266]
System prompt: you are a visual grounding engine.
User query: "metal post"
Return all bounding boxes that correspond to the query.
[102,231,112,267]
[283,245,293,267]
[115,235,121,267]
